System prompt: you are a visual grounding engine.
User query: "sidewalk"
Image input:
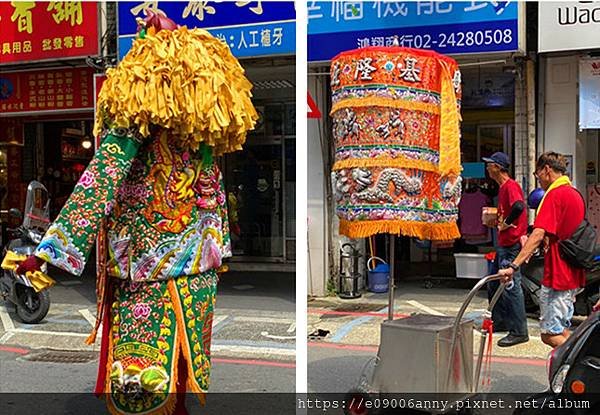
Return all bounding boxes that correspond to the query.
[308,279,552,361]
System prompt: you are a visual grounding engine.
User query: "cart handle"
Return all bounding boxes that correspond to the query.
[444,273,506,393]
[453,273,504,330]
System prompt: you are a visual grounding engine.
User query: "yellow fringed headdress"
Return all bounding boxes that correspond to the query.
[94,25,258,155]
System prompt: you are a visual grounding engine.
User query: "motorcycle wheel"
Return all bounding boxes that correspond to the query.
[16,287,50,324]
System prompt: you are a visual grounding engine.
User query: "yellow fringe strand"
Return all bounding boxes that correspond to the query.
[94,27,258,155]
[339,219,460,241]
[438,61,462,177]
[331,96,439,116]
[333,156,437,173]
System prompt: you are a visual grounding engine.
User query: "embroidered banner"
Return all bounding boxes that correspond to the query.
[330,47,462,241]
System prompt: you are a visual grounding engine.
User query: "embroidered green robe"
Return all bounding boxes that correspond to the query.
[34,127,230,415]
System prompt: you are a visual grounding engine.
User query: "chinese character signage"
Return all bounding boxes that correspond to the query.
[118,1,295,59]
[0,67,94,115]
[579,58,600,130]
[308,1,522,62]
[0,2,99,65]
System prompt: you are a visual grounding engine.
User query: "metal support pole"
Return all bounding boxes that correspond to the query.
[387,234,395,321]
[526,58,537,225]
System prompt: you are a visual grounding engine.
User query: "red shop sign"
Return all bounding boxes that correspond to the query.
[0,1,99,65]
[0,67,94,115]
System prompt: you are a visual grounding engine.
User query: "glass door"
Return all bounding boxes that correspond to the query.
[477,124,506,160]
[223,103,286,261]
[476,124,514,171]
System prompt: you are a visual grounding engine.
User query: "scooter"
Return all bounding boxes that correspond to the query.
[513,307,600,414]
[519,187,600,316]
[0,181,55,324]
[519,242,600,316]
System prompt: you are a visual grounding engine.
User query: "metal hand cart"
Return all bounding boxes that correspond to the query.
[345,237,507,414]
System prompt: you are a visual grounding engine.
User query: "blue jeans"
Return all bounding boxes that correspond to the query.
[488,243,529,337]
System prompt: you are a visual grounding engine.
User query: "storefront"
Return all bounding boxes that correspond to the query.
[307,1,528,295]
[0,2,100,241]
[117,2,296,271]
[538,1,600,233]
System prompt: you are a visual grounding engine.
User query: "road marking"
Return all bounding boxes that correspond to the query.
[212,357,295,369]
[0,345,28,355]
[308,308,408,318]
[0,305,15,331]
[79,308,97,328]
[490,356,547,367]
[308,341,378,353]
[235,316,295,324]
[0,332,14,344]
[286,322,296,333]
[406,300,446,316]
[329,316,373,343]
[11,328,91,337]
[260,331,295,340]
[213,314,228,328]
[211,315,232,335]
[211,344,295,357]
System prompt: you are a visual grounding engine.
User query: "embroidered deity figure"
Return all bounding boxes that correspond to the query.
[16,10,257,415]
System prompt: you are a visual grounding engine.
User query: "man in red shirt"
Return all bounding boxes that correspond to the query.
[483,152,529,347]
[499,152,585,347]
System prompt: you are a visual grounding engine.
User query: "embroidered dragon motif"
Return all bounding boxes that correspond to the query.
[354,168,423,203]
[440,176,462,201]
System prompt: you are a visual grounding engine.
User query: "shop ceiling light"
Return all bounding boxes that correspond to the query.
[81,137,92,150]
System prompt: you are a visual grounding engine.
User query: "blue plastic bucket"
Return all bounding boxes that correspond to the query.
[367,257,390,293]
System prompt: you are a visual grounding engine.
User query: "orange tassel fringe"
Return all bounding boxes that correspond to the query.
[333,156,437,173]
[339,219,460,241]
[331,96,439,116]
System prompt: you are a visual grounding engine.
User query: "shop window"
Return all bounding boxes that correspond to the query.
[223,101,295,262]
[40,120,94,218]
[22,124,36,183]
[461,122,514,175]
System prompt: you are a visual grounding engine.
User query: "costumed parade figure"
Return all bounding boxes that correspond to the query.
[330,46,462,241]
[16,10,257,415]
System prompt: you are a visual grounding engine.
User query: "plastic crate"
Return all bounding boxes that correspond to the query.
[453,253,488,279]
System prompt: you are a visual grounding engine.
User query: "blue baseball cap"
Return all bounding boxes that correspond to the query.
[482,152,510,169]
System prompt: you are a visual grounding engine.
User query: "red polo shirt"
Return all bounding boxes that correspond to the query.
[533,185,586,290]
[498,178,528,247]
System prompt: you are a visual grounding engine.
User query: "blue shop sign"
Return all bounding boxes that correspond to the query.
[118,1,296,60]
[308,1,521,62]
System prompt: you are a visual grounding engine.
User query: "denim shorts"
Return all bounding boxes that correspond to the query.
[539,285,579,335]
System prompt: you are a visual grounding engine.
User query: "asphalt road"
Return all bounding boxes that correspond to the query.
[308,344,549,415]
[0,268,296,414]
[308,344,547,394]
